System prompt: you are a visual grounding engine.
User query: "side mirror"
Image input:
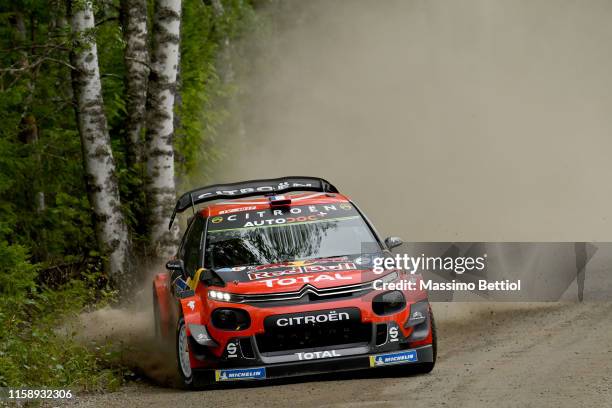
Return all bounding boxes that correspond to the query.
[198,268,215,282]
[197,268,223,286]
[166,259,184,272]
[385,236,404,250]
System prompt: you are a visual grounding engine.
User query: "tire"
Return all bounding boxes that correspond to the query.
[176,316,195,389]
[414,308,437,374]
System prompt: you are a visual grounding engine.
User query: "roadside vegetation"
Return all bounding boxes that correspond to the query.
[0,0,259,390]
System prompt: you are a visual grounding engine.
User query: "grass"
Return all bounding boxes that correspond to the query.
[0,274,129,391]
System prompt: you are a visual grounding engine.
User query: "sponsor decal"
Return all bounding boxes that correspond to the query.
[197,182,315,200]
[248,262,357,281]
[412,311,425,320]
[287,260,315,267]
[219,206,256,215]
[187,300,195,311]
[275,310,350,327]
[265,308,360,330]
[226,342,238,358]
[207,204,358,232]
[250,257,348,271]
[354,256,371,266]
[173,277,188,291]
[215,367,266,381]
[388,326,399,342]
[262,272,353,288]
[369,350,418,367]
[296,350,341,360]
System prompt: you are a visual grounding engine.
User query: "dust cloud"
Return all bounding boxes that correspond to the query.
[219,0,612,242]
[71,282,179,387]
[72,1,612,385]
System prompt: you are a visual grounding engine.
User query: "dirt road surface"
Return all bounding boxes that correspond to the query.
[67,1,612,406]
[68,301,612,408]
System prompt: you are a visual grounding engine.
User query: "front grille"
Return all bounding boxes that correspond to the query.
[256,319,372,354]
[231,282,375,306]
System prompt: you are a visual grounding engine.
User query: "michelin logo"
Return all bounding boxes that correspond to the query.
[215,367,266,381]
[369,350,418,367]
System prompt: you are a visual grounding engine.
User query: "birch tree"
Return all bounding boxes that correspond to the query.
[68,0,131,286]
[120,0,149,167]
[144,0,182,259]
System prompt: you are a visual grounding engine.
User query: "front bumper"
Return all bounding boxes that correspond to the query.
[194,344,433,384]
[188,303,434,383]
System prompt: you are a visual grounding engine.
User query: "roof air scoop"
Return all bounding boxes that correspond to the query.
[268,195,292,206]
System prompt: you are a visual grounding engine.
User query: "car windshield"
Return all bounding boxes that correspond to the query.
[204,203,380,269]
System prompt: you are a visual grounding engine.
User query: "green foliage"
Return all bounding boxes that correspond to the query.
[176,0,258,189]
[175,1,223,186]
[0,0,129,391]
[0,242,37,298]
[0,268,125,390]
[0,229,123,389]
[0,0,258,390]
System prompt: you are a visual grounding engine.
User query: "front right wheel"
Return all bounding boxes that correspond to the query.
[176,316,195,389]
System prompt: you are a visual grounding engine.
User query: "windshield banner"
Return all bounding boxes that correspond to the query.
[207,203,359,232]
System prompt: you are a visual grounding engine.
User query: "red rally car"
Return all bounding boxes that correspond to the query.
[152,177,437,388]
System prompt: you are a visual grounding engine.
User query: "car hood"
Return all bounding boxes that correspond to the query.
[213,255,384,295]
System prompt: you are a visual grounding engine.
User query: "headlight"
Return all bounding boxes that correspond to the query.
[372,290,406,316]
[371,271,399,291]
[211,308,251,331]
[208,289,234,302]
[373,271,399,286]
[381,271,399,282]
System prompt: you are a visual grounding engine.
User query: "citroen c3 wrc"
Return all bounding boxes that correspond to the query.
[152,176,437,388]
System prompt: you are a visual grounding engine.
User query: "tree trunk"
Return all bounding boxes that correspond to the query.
[68,0,132,288]
[145,0,182,259]
[120,0,149,167]
[10,11,46,213]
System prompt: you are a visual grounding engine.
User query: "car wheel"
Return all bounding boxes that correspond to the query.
[414,308,437,374]
[176,316,195,389]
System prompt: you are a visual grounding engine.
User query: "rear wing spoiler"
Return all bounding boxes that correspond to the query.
[169,176,339,229]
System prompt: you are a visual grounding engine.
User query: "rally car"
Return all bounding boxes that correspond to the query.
[152,177,436,388]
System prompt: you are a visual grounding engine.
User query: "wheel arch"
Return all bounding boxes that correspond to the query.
[153,272,172,339]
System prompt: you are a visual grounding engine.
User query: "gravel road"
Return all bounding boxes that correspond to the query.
[68,301,612,408]
[63,1,612,404]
